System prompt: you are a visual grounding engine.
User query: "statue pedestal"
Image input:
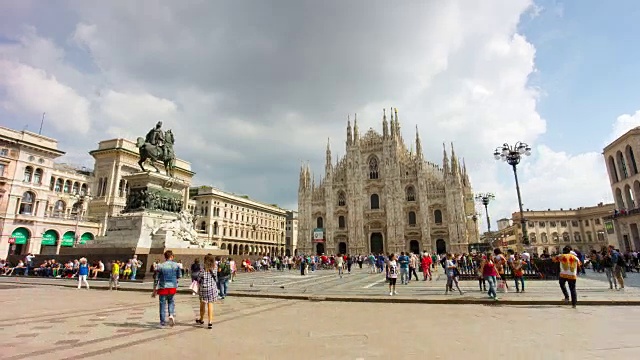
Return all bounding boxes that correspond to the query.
[63,171,224,255]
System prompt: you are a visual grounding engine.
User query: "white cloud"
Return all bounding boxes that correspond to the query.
[0,0,621,225]
[0,60,91,134]
[608,110,640,144]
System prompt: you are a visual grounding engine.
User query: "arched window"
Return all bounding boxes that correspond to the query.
[81,183,88,196]
[406,186,416,202]
[49,177,55,191]
[408,211,417,226]
[19,191,35,214]
[316,217,324,228]
[34,168,43,184]
[617,151,628,179]
[53,200,66,217]
[213,222,218,235]
[338,192,346,206]
[626,145,639,175]
[541,232,548,243]
[552,232,559,243]
[200,221,206,231]
[55,178,63,192]
[72,182,80,195]
[529,233,537,243]
[63,180,71,193]
[434,210,442,224]
[338,216,346,228]
[23,166,33,182]
[608,156,619,183]
[369,156,379,179]
[587,231,593,242]
[72,201,82,218]
[574,232,581,242]
[596,231,605,242]
[370,194,380,209]
[562,232,570,242]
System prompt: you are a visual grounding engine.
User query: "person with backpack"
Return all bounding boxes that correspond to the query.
[609,245,625,290]
[600,248,617,290]
[216,256,232,299]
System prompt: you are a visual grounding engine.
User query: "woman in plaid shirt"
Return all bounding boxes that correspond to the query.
[196,254,218,329]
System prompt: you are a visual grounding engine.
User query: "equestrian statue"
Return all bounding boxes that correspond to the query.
[136,121,176,177]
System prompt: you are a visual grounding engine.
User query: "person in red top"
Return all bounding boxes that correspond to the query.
[321,254,328,265]
[421,252,432,281]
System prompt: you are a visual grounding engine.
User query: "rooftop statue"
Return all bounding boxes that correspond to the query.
[136,121,176,177]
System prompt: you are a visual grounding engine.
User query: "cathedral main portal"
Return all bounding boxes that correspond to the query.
[370,233,384,254]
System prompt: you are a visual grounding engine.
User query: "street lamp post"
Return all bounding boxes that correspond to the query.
[493,142,532,246]
[475,193,495,234]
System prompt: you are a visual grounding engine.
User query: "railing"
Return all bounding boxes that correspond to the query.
[604,208,640,220]
[449,259,559,280]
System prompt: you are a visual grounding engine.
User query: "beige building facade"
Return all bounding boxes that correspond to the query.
[511,203,616,255]
[191,186,287,256]
[88,138,194,236]
[0,127,99,258]
[298,110,478,256]
[603,127,640,251]
[285,210,298,256]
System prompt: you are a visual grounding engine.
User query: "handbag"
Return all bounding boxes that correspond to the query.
[497,281,506,292]
[189,280,199,294]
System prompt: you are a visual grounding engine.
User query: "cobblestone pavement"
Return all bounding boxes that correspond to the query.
[1,284,639,360]
[2,267,639,304]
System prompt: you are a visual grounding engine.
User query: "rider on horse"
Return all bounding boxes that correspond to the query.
[146,121,167,159]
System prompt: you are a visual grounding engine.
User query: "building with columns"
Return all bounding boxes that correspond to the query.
[0,127,99,258]
[87,138,194,236]
[511,203,617,255]
[298,109,478,256]
[190,186,287,256]
[604,127,640,250]
[285,210,298,256]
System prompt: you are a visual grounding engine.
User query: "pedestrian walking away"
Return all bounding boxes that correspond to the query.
[152,250,182,327]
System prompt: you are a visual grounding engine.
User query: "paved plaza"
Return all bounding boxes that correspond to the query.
[1,282,639,360]
[2,267,640,305]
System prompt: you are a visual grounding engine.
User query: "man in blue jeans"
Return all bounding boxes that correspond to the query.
[216,256,231,299]
[152,250,181,327]
[398,252,410,285]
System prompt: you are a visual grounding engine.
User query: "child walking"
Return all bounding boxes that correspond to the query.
[196,254,218,329]
[109,260,120,291]
[386,254,398,296]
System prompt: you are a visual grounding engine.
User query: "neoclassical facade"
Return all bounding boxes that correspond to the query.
[604,126,640,250]
[0,127,99,258]
[191,186,287,256]
[298,109,478,256]
[512,203,617,254]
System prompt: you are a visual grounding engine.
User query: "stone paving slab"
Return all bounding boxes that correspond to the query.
[1,268,639,305]
[1,285,640,359]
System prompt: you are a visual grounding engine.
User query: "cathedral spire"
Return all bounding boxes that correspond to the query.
[346,115,352,146]
[462,158,470,186]
[353,113,359,141]
[442,142,450,175]
[382,109,389,139]
[394,108,401,137]
[451,142,460,178]
[415,125,423,159]
[326,138,332,163]
[390,108,396,139]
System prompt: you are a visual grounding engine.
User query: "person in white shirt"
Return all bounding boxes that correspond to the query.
[386,254,399,296]
[335,254,344,278]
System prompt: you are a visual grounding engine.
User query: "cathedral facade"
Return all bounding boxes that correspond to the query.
[297,109,479,256]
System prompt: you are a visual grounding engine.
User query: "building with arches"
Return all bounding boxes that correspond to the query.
[0,126,99,258]
[498,203,617,254]
[298,109,478,256]
[190,186,287,256]
[604,127,640,251]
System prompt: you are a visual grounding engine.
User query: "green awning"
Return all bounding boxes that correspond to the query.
[11,228,30,245]
[79,232,94,244]
[61,231,75,247]
[41,230,58,246]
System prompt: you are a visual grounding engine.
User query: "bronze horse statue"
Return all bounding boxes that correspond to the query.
[136,130,176,177]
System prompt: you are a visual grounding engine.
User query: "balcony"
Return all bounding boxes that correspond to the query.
[604,208,640,220]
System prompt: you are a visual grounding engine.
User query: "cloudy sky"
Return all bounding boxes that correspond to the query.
[1,0,639,229]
